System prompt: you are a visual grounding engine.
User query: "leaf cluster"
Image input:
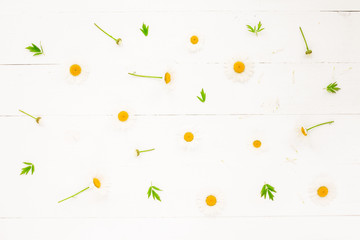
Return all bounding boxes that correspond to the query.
[140,23,149,36]
[325,82,341,93]
[260,183,276,200]
[147,184,162,201]
[246,21,264,36]
[197,88,206,102]
[20,162,35,175]
[25,43,44,56]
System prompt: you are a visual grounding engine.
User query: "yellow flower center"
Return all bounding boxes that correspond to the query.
[205,195,217,206]
[93,178,101,188]
[317,186,328,198]
[190,35,199,45]
[118,111,129,122]
[233,61,245,73]
[70,64,82,76]
[253,140,261,148]
[184,132,194,142]
[301,127,308,136]
[164,72,171,84]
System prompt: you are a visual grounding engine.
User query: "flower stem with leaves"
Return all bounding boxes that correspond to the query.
[299,27,312,55]
[147,183,162,202]
[261,183,276,200]
[20,162,35,175]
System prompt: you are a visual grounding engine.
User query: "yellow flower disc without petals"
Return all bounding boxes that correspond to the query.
[70,64,82,76]
[206,195,217,206]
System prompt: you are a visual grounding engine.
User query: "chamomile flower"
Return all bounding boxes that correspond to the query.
[308,176,337,206]
[58,172,110,203]
[112,108,136,131]
[64,60,89,84]
[252,139,262,148]
[197,190,224,216]
[225,57,254,82]
[128,69,174,85]
[187,32,204,52]
[301,121,334,136]
[179,127,199,150]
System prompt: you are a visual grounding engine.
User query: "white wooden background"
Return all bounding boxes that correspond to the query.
[1,0,360,239]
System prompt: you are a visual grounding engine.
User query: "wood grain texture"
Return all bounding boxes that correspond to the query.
[0,0,359,239]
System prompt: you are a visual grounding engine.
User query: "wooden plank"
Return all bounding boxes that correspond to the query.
[0,62,357,115]
[0,0,359,13]
[1,217,359,240]
[0,115,358,218]
[0,12,360,64]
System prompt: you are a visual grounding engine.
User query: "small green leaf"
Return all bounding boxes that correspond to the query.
[197,88,206,103]
[140,23,149,36]
[326,82,341,93]
[268,191,274,201]
[152,186,162,191]
[261,183,276,200]
[152,191,161,201]
[147,187,152,198]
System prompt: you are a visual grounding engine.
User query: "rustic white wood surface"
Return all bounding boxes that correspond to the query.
[0,0,359,239]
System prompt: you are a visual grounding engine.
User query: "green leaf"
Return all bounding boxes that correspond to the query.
[326,82,341,93]
[246,25,255,32]
[152,190,156,200]
[26,43,44,56]
[20,166,31,175]
[23,162,32,165]
[266,184,275,192]
[152,191,161,202]
[197,88,206,102]
[260,184,266,197]
[147,186,152,198]
[140,23,149,36]
[152,186,162,191]
[31,43,41,52]
[247,21,264,35]
[268,191,274,201]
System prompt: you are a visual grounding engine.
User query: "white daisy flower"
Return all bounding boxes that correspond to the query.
[63,59,90,85]
[225,57,254,82]
[197,190,224,216]
[308,176,337,206]
[179,126,200,151]
[110,107,136,131]
[187,32,204,53]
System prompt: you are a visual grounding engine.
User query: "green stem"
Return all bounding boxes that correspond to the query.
[139,148,155,153]
[299,27,310,51]
[19,109,37,120]
[307,121,334,131]
[58,186,90,203]
[94,23,117,42]
[128,73,163,79]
